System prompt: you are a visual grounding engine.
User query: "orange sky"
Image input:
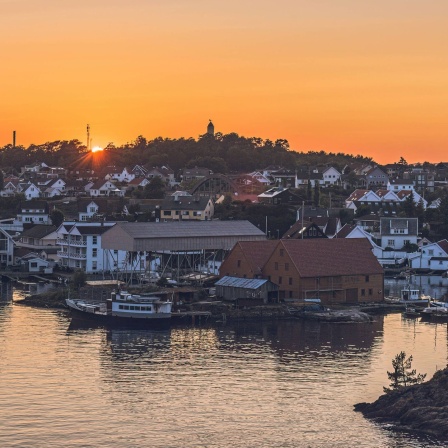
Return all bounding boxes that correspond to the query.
[1,0,447,164]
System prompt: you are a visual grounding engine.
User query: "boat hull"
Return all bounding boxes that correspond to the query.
[66,299,171,329]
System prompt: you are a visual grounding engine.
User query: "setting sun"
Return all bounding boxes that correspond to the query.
[91,146,103,153]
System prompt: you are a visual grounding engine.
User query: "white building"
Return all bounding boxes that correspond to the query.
[322,167,341,185]
[408,240,448,271]
[56,222,146,274]
[380,217,418,250]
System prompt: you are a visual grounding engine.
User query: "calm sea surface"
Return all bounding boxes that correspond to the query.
[1,286,448,448]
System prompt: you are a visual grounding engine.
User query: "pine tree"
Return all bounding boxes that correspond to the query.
[313,182,320,207]
[383,351,426,393]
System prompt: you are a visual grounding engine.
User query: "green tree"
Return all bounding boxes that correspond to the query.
[306,179,312,202]
[50,208,64,227]
[402,190,415,217]
[144,177,165,199]
[72,269,86,290]
[383,351,426,393]
[313,182,320,207]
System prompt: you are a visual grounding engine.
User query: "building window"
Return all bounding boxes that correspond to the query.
[368,288,373,296]
[387,240,395,246]
[289,277,293,285]
[278,276,282,284]
[92,236,98,245]
[237,260,241,268]
[285,263,289,271]
[365,275,369,282]
[361,289,365,296]
[92,249,97,258]
[279,249,284,257]
[274,262,278,270]
[92,261,97,270]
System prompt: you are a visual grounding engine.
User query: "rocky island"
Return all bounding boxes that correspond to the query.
[355,367,448,439]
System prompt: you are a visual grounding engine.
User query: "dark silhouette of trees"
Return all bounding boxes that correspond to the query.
[50,208,65,227]
[143,177,165,199]
[384,351,426,393]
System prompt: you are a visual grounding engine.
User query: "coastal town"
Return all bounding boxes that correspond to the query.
[1,122,448,313]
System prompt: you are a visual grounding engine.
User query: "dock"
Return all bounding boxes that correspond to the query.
[172,310,212,323]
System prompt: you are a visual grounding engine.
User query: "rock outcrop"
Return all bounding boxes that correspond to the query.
[355,368,448,439]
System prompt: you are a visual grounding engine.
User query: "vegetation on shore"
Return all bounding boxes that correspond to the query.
[355,355,448,440]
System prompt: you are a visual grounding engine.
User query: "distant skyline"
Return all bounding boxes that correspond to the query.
[1,0,447,164]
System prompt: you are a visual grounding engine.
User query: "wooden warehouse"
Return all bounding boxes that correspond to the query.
[101,221,267,281]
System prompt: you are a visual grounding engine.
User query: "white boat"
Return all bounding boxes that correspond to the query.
[420,301,448,322]
[385,288,430,307]
[66,288,172,327]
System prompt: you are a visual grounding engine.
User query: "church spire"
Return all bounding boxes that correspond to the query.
[207,119,214,136]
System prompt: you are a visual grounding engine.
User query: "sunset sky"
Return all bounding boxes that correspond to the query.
[1,0,447,164]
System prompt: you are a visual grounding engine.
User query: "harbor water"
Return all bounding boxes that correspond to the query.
[1,286,448,447]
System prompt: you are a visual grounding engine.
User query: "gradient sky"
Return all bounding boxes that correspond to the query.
[1,0,447,163]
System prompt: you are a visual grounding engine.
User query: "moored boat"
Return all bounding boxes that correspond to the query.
[385,288,430,307]
[66,288,172,327]
[420,300,448,322]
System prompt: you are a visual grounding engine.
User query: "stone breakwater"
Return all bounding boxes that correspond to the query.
[354,368,448,440]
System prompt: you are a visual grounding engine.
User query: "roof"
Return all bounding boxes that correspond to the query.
[437,240,448,254]
[101,220,267,252]
[20,225,57,239]
[354,214,380,222]
[282,220,327,239]
[161,196,211,211]
[236,240,278,274]
[281,238,383,277]
[76,226,112,236]
[334,224,357,238]
[215,276,269,289]
[19,200,49,212]
[258,187,288,198]
[380,218,418,236]
[346,189,370,202]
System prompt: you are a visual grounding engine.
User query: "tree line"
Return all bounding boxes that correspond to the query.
[0,133,374,175]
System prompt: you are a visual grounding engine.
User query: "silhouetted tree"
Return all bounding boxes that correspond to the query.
[50,208,64,227]
[384,351,426,393]
[144,177,165,199]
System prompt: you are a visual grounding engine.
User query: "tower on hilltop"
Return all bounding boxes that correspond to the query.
[207,119,214,136]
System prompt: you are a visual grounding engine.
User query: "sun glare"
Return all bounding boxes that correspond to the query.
[91,146,103,153]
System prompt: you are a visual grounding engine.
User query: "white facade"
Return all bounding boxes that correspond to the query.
[408,241,448,271]
[56,222,147,274]
[322,167,341,185]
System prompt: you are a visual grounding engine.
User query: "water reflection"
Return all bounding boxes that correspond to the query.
[385,275,448,300]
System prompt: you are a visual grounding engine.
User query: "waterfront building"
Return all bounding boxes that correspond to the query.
[56,222,141,274]
[220,238,384,304]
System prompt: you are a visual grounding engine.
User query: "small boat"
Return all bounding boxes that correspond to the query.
[420,301,448,322]
[385,288,430,307]
[66,288,172,327]
[402,307,421,318]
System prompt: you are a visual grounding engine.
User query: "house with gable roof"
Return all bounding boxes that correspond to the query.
[14,201,51,226]
[89,179,124,197]
[0,176,21,197]
[220,239,384,303]
[345,189,380,210]
[380,217,418,250]
[56,222,144,273]
[15,224,59,264]
[408,240,448,271]
[17,182,41,200]
[365,166,389,189]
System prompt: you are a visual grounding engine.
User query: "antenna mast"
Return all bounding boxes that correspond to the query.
[87,124,90,152]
